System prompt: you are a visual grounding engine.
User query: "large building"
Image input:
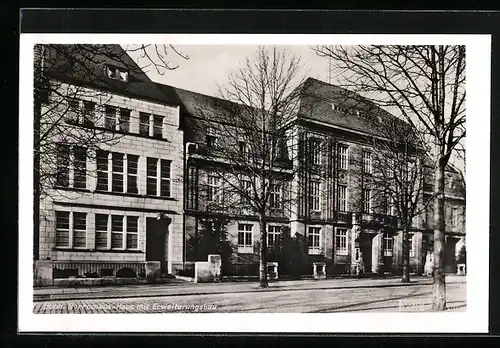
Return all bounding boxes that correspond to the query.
[33,45,466,285]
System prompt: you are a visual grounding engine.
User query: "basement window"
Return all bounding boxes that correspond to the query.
[105,65,129,82]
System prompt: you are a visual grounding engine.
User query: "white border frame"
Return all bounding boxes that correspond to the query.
[19,34,489,333]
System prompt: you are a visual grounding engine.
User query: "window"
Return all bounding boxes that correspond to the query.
[240,178,252,206]
[207,174,221,203]
[384,235,394,257]
[105,106,117,130]
[146,158,158,196]
[73,212,87,248]
[111,215,124,249]
[338,144,349,170]
[139,112,150,136]
[55,211,87,248]
[335,228,348,255]
[309,138,321,165]
[83,101,95,126]
[363,189,372,213]
[267,225,281,248]
[308,227,322,255]
[409,234,414,257]
[119,109,130,132]
[206,127,218,148]
[354,247,361,262]
[127,154,139,194]
[160,160,171,197]
[238,224,253,253]
[126,216,139,249]
[146,157,172,197]
[112,153,124,192]
[55,211,70,247]
[73,146,87,189]
[67,99,80,124]
[55,144,86,189]
[96,214,138,250]
[56,144,70,187]
[96,150,110,191]
[452,207,459,227]
[95,214,109,250]
[106,65,129,82]
[269,182,282,209]
[238,141,248,159]
[337,185,347,212]
[363,151,373,174]
[310,180,321,212]
[153,115,163,138]
[387,195,397,216]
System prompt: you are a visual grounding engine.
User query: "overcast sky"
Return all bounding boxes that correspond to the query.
[126,44,333,97]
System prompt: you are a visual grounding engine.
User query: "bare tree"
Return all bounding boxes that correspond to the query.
[313,45,465,310]
[33,44,189,260]
[190,46,311,288]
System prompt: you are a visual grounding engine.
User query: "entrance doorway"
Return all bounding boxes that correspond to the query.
[359,234,373,273]
[146,217,169,273]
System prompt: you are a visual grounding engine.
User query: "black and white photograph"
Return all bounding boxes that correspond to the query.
[18,33,489,333]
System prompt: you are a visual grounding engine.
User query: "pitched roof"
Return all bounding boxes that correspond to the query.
[40,44,179,106]
[296,77,411,137]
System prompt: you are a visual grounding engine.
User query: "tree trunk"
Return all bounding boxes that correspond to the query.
[401,226,411,283]
[431,159,447,310]
[258,213,269,288]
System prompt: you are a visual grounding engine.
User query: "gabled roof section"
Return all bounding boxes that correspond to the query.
[40,44,179,106]
[296,77,412,137]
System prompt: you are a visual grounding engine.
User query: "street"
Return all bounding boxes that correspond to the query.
[33,275,466,314]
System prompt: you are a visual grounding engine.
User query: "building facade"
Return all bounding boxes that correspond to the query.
[33,46,466,285]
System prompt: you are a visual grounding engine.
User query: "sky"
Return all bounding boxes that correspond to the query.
[125,44,465,173]
[125,44,334,97]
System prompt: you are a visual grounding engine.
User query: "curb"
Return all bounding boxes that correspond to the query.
[33,279,466,302]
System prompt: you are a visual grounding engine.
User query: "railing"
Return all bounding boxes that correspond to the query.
[52,261,147,278]
[360,213,398,227]
[336,212,352,223]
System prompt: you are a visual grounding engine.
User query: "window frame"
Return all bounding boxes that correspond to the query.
[309,138,322,165]
[269,182,282,209]
[363,151,373,174]
[383,235,394,257]
[207,174,221,203]
[335,227,348,255]
[55,211,87,249]
[55,144,87,190]
[267,225,282,248]
[307,226,322,255]
[363,188,372,213]
[105,65,129,82]
[237,223,254,254]
[337,184,347,212]
[309,180,321,212]
[338,144,349,170]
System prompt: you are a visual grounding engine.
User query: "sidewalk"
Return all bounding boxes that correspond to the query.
[33,275,466,302]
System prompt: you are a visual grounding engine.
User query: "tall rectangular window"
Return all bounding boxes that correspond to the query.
[206,127,218,148]
[55,211,70,247]
[139,112,150,136]
[310,180,321,212]
[111,215,124,249]
[83,100,95,126]
[55,144,70,187]
[338,144,349,170]
[237,224,253,253]
[240,178,252,206]
[153,115,163,138]
[147,157,158,195]
[308,227,322,255]
[207,174,221,203]
[111,153,124,192]
[105,106,116,130]
[335,228,348,255]
[73,146,87,189]
[95,214,109,250]
[160,160,171,197]
[384,235,394,257]
[119,109,130,132]
[409,234,414,257]
[363,151,373,174]
[452,207,459,227]
[127,154,139,194]
[72,212,87,248]
[309,138,321,165]
[96,150,109,191]
[239,141,248,159]
[267,225,281,248]
[363,189,372,213]
[269,182,282,209]
[126,216,139,249]
[337,185,347,212]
